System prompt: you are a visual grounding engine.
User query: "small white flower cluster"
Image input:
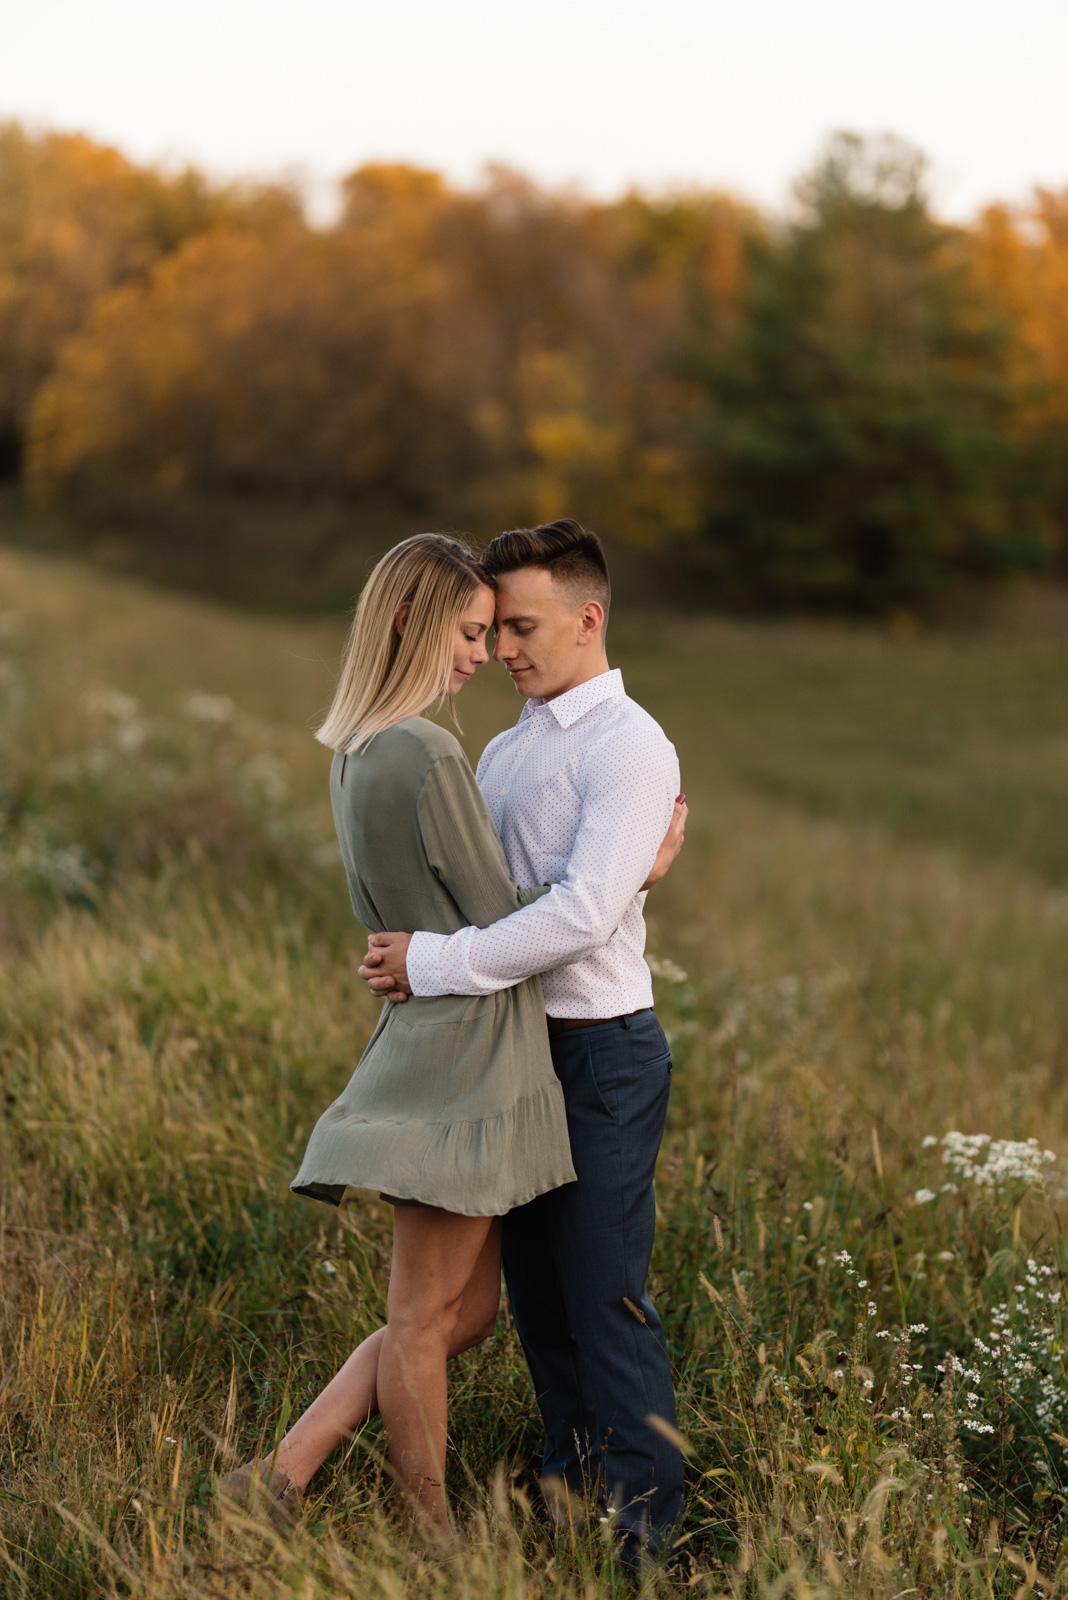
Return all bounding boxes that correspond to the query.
[913,1182,958,1205]
[0,835,100,895]
[81,687,149,754]
[184,691,235,723]
[867,1324,943,1429]
[84,687,140,721]
[19,682,341,891]
[832,1249,877,1304]
[646,955,689,984]
[939,1353,996,1433]
[922,1131,1056,1194]
[239,752,290,807]
[939,1259,1068,1442]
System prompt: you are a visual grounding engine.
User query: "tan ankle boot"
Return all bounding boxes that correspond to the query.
[217,1459,303,1530]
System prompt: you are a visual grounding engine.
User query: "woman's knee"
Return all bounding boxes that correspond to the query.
[387,1286,464,1348]
[463,1316,497,1350]
[453,1281,500,1351]
[387,1208,499,1351]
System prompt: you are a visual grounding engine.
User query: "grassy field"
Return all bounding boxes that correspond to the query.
[3,546,1068,1597]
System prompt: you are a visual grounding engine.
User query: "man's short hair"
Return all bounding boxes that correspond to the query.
[480,518,611,620]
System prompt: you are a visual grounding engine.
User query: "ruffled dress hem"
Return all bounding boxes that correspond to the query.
[290,1078,577,1217]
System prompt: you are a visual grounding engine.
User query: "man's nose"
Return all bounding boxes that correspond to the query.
[493,634,515,662]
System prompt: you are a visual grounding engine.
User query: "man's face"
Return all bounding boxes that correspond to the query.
[492,566,604,702]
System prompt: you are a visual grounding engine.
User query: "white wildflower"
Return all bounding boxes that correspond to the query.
[184,691,235,723]
[84,688,139,720]
[937,1130,1055,1193]
[241,753,289,805]
[646,955,688,984]
[115,720,147,752]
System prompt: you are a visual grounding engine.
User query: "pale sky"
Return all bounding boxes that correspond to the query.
[1,0,1065,221]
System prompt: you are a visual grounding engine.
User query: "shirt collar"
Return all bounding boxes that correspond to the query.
[525,667,625,729]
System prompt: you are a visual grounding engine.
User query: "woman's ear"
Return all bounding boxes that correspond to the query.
[394,601,411,637]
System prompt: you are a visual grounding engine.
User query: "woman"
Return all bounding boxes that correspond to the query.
[219,534,576,1540]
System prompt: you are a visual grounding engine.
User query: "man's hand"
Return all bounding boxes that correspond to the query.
[641,795,687,890]
[358,932,414,1002]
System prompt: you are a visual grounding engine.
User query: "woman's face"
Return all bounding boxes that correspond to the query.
[450,583,495,694]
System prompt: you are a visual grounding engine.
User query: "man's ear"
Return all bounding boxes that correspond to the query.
[577,600,604,643]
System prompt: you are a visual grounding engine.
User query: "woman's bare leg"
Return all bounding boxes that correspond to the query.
[376,1207,497,1532]
[271,1214,501,1502]
[271,1327,386,1489]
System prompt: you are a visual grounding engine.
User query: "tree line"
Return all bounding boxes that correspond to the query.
[3,121,1067,610]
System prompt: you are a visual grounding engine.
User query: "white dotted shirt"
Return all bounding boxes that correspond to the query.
[407,668,680,1018]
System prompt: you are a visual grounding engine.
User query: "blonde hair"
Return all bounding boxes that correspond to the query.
[317,534,491,752]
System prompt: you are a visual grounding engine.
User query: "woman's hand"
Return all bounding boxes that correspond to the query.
[359,932,414,1001]
[641,795,687,891]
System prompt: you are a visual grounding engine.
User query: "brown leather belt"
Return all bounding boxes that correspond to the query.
[546,1008,649,1037]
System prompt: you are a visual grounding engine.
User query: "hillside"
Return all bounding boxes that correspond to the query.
[3,548,1068,1595]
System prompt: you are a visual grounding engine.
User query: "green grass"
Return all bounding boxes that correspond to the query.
[3,547,1068,1596]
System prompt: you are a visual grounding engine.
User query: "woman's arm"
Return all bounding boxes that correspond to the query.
[400,724,679,998]
[416,751,548,930]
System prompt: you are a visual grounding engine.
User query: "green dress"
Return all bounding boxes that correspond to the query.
[290,717,577,1216]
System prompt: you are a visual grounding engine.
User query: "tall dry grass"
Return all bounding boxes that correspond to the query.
[3,548,1068,1596]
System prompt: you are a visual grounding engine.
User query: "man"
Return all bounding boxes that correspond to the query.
[359,519,686,1564]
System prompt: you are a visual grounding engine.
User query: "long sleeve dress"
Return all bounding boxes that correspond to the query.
[290,716,577,1216]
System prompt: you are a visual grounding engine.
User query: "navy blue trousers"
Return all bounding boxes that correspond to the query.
[501,1009,684,1547]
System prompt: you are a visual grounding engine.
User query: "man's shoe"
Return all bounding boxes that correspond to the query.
[217,1459,303,1530]
[612,1526,665,1588]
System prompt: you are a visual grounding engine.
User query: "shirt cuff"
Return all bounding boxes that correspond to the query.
[407,930,450,997]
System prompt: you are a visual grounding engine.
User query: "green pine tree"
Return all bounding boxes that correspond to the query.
[682,134,1058,611]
